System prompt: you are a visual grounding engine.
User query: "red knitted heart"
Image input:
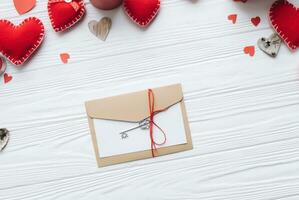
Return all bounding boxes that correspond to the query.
[124,0,160,27]
[48,0,85,32]
[269,0,299,50]
[0,17,45,66]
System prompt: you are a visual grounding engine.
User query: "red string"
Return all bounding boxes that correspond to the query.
[147,89,167,157]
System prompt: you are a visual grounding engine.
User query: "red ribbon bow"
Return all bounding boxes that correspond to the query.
[147,89,167,157]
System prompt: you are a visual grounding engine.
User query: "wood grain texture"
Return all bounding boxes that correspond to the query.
[1,0,299,199]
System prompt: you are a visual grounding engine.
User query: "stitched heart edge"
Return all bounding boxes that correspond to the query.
[123,0,160,27]
[269,0,298,50]
[48,0,85,32]
[0,17,45,66]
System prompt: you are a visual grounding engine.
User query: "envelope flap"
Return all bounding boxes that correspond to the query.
[85,84,183,122]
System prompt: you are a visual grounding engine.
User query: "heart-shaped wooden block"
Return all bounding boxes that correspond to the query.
[270,0,299,50]
[88,17,112,41]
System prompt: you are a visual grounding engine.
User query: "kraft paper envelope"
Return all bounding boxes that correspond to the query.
[85,84,193,167]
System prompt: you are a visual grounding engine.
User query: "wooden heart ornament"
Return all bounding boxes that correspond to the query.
[269,0,299,50]
[124,0,160,27]
[48,0,85,32]
[88,17,112,41]
[0,17,45,66]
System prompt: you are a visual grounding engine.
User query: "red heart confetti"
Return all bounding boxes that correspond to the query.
[251,16,261,27]
[243,46,255,57]
[4,73,13,84]
[60,53,70,64]
[228,14,237,24]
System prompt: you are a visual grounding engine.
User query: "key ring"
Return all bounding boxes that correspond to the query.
[0,128,10,151]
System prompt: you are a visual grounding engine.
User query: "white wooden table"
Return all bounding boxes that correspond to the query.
[1,0,299,199]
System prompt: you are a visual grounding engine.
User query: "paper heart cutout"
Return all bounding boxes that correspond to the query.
[13,0,36,15]
[88,17,112,41]
[243,46,255,57]
[228,14,237,24]
[124,0,160,27]
[48,0,85,32]
[60,53,70,64]
[251,16,261,27]
[270,0,299,50]
[257,33,281,57]
[4,73,13,84]
[0,57,7,76]
[0,17,45,66]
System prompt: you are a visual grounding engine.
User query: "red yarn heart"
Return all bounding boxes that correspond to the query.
[124,0,160,27]
[48,0,85,32]
[270,0,299,50]
[0,17,45,66]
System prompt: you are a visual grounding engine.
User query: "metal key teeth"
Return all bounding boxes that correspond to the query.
[139,119,150,130]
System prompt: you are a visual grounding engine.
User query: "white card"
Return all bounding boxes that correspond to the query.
[93,103,187,158]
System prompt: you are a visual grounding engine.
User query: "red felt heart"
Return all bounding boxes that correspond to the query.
[124,0,160,27]
[270,0,299,50]
[48,0,85,32]
[0,17,45,66]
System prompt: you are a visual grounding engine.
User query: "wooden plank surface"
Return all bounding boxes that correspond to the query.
[1,0,299,199]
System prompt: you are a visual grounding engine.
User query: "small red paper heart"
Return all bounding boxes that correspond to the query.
[270,0,299,50]
[243,46,255,57]
[13,0,36,15]
[48,0,85,32]
[228,14,237,24]
[60,53,70,64]
[4,73,13,84]
[124,0,160,27]
[0,17,45,66]
[251,16,261,27]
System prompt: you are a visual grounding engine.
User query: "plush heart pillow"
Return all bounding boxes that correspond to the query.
[270,0,299,50]
[0,17,45,66]
[48,0,85,32]
[124,0,160,27]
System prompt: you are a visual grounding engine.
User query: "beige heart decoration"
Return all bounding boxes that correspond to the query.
[88,17,112,41]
